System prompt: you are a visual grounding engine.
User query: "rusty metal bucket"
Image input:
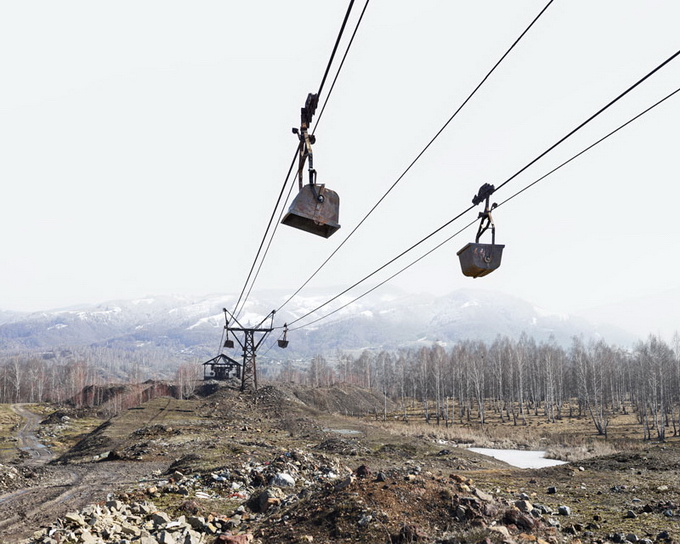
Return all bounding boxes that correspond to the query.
[281,184,340,238]
[277,339,289,348]
[457,242,504,278]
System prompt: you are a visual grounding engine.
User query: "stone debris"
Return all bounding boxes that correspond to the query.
[27,499,253,544]
[515,499,533,513]
[22,456,550,544]
[19,444,674,544]
[268,472,295,488]
[0,462,33,492]
[25,448,356,544]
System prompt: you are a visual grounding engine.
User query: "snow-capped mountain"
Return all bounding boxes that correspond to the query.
[0,288,637,360]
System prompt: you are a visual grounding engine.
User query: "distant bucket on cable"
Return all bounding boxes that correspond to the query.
[277,324,289,348]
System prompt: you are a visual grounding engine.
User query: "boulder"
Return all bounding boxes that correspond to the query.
[515,499,533,513]
[269,473,295,488]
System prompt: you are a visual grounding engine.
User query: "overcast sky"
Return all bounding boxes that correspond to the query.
[2,1,679,340]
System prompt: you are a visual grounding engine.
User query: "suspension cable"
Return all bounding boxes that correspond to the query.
[287,203,475,327]
[286,51,680,328]
[313,0,371,134]
[495,87,680,208]
[318,0,356,99]
[230,146,299,321]
[234,169,299,320]
[290,84,680,331]
[230,0,358,321]
[276,0,555,314]
[289,218,476,331]
[494,48,680,194]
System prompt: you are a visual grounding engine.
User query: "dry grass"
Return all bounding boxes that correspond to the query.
[544,440,622,462]
[0,404,22,461]
[368,399,660,462]
[371,419,546,449]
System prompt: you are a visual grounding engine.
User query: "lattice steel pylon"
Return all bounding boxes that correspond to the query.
[219,308,282,392]
[230,325,271,391]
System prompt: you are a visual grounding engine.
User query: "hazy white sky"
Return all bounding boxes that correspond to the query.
[2,1,679,338]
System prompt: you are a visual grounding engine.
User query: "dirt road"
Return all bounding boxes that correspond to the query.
[10,404,52,463]
[0,406,163,542]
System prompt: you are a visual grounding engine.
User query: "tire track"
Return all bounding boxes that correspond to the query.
[0,467,82,536]
[144,397,173,426]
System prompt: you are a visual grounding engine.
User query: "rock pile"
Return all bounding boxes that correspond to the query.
[0,462,32,492]
[27,499,251,544]
[24,448,354,544]
[194,449,353,504]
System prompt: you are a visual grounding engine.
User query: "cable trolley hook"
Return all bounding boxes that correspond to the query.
[457,183,505,278]
[293,94,321,201]
[473,183,498,248]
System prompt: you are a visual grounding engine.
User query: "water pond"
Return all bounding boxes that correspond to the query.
[323,428,362,435]
[468,447,568,469]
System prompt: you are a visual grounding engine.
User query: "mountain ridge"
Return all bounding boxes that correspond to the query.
[0,288,638,361]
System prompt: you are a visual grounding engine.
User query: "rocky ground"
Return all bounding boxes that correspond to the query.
[1,383,680,543]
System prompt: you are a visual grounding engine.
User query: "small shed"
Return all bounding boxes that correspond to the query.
[202,353,242,381]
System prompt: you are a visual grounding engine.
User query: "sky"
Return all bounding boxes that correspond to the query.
[2,1,680,340]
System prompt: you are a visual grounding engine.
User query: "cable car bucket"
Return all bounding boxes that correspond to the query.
[281,93,340,238]
[223,328,234,349]
[457,183,504,278]
[282,177,340,238]
[277,324,289,348]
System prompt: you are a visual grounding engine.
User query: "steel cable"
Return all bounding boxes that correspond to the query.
[317,0,356,99]
[313,0,371,134]
[494,48,680,195]
[230,146,300,321]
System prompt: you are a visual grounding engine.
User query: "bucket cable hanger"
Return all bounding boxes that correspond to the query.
[472,183,498,245]
[456,183,504,277]
[294,93,321,200]
[278,324,289,348]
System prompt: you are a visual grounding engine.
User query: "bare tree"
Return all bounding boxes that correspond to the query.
[470,341,488,424]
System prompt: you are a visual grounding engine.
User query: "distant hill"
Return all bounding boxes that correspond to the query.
[0,309,26,326]
[0,288,637,366]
